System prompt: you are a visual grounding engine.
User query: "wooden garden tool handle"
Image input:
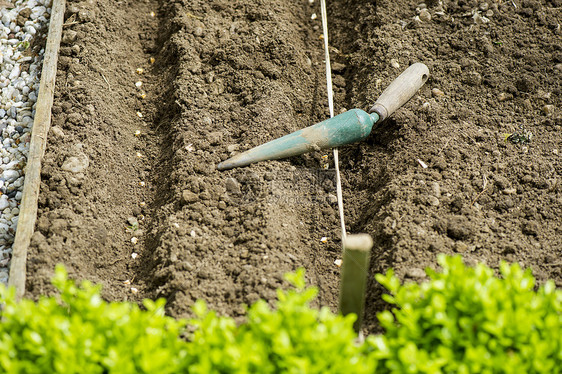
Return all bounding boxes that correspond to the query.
[369,63,429,121]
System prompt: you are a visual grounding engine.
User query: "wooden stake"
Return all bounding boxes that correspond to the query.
[339,233,373,332]
[8,0,66,300]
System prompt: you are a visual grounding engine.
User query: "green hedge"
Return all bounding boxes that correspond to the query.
[0,255,560,373]
[373,255,561,373]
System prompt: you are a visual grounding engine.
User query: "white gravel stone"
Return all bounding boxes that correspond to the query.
[0,0,52,284]
[2,169,19,182]
[0,196,9,211]
[8,64,20,80]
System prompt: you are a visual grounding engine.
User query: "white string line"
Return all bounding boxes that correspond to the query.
[320,0,334,119]
[320,0,347,243]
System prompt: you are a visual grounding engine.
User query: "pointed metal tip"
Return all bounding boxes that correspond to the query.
[216,161,229,171]
[217,152,253,171]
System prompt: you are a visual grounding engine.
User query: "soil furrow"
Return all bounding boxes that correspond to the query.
[27,0,162,300]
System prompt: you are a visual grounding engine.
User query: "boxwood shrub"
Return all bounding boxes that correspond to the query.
[371,255,561,373]
[0,255,559,373]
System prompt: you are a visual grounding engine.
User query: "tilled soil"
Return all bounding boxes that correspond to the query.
[26,0,561,333]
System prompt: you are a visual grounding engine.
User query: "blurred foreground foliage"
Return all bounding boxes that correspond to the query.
[0,255,560,373]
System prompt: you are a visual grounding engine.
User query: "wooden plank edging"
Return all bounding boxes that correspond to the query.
[8,0,66,300]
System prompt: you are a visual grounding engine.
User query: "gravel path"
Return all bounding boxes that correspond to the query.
[0,0,50,284]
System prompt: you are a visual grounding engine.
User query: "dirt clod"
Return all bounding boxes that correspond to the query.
[406,268,426,279]
[181,190,199,205]
[225,178,241,194]
[447,217,474,240]
[522,221,539,236]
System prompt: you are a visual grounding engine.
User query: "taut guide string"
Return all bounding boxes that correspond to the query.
[319,0,347,243]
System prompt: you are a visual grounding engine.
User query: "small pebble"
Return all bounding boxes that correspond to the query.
[334,259,342,267]
[454,242,469,253]
[542,105,554,116]
[431,88,445,97]
[498,92,511,102]
[131,253,138,259]
[194,26,204,37]
[428,195,440,206]
[51,126,65,138]
[320,236,328,243]
[390,59,400,69]
[430,181,441,196]
[406,268,426,279]
[473,12,489,24]
[419,9,431,22]
[135,81,142,88]
[502,188,517,195]
[311,13,317,20]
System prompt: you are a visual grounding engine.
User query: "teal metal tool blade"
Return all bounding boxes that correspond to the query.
[217,109,379,171]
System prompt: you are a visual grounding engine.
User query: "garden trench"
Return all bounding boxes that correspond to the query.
[24,0,562,333]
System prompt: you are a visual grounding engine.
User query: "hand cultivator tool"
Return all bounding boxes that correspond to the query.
[217,63,429,171]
